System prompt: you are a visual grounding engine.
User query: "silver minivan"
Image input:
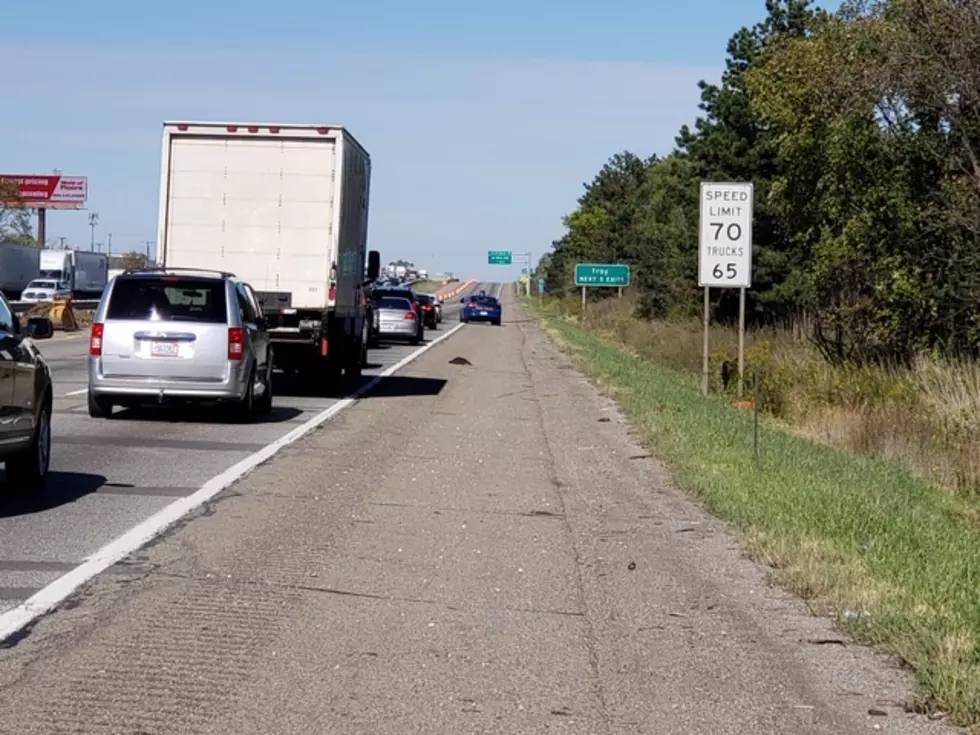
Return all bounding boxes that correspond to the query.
[87,268,273,421]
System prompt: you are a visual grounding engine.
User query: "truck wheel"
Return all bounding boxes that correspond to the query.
[345,336,364,382]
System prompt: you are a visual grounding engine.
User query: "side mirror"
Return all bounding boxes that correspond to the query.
[27,317,54,340]
[366,250,381,282]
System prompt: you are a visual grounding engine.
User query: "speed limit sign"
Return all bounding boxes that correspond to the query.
[698,182,753,288]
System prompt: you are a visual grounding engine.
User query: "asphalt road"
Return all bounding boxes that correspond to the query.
[0,281,492,614]
[0,286,949,734]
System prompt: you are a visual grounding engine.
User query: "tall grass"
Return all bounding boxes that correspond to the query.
[549,293,980,495]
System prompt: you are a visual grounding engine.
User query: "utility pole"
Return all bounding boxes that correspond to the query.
[88,212,98,250]
[107,232,112,255]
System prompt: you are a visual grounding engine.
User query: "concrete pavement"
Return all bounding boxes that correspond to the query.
[0,287,953,733]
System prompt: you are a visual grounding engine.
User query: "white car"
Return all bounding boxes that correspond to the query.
[21,279,71,303]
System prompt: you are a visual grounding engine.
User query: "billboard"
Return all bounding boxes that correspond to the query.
[0,174,87,209]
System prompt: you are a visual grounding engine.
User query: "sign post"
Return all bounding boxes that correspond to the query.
[698,181,753,397]
[575,263,630,316]
[537,277,544,305]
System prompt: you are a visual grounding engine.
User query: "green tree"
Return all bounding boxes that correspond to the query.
[0,181,36,245]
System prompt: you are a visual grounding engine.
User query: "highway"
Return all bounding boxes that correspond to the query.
[0,285,942,734]
[0,281,491,615]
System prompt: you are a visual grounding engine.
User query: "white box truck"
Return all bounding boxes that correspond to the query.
[39,249,108,297]
[157,121,380,389]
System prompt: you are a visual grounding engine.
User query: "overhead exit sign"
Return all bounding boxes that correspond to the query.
[574,263,630,287]
[488,250,512,265]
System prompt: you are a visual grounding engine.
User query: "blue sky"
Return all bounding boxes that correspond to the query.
[2,0,798,280]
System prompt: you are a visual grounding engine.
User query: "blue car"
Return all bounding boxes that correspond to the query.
[460,292,502,325]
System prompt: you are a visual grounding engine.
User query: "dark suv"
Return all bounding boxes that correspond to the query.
[0,294,55,492]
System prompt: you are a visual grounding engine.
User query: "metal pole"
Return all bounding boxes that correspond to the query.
[107,232,112,255]
[702,287,710,396]
[754,365,760,470]
[618,286,622,298]
[37,208,46,247]
[581,286,586,314]
[526,252,531,297]
[738,286,746,397]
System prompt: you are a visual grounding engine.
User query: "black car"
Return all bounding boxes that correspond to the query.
[415,293,438,329]
[0,296,56,492]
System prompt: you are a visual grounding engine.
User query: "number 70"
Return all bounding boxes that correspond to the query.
[710,222,742,240]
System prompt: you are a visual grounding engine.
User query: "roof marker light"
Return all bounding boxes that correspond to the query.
[247,126,258,133]
[227,125,238,132]
[177,124,188,131]
[317,127,330,134]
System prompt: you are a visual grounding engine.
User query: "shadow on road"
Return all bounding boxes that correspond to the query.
[107,404,305,424]
[360,376,447,398]
[0,471,107,517]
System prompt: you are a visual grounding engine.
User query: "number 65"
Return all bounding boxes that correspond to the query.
[712,264,737,279]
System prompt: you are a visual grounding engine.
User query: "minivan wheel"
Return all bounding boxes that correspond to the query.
[88,390,113,418]
[230,368,255,422]
[7,402,51,493]
[255,359,273,415]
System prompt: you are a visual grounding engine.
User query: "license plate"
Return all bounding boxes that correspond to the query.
[480,310,488,315]
[151,341,179,357]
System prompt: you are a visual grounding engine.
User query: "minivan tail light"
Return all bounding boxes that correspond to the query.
[90,323,104,356]
[228,327,244,359]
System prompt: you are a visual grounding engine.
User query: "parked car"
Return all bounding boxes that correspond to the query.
[375,296,422,344]
[460,293,502,325]
[415,293,439,329]
[0,294,55,491]
[87,267,273,421]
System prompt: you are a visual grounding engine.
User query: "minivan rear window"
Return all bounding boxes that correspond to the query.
[106,277,227,323]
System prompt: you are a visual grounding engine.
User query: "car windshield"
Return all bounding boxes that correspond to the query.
[416,294,432,304]
[106,277,228,323]
[28,280,58,289]
[377,296,412,310]
[470,295,497,305]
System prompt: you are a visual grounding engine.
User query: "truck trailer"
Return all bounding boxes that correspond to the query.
[0,242,40,300]
[157,121,380,390]
[39,249,108,298]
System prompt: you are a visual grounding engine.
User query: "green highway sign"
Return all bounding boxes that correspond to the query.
[488,250,512,265]
[574,263,630,287]
[521,267,529,275]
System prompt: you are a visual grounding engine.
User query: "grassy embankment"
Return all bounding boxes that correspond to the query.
[410,280,444,294]
[526,292,980,728]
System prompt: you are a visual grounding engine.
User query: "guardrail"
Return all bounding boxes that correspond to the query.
[11,300,100,313]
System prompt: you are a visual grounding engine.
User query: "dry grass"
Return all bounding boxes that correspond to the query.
[557,293,980,496]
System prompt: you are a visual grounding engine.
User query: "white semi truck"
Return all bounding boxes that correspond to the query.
[38,249,108,298]
[157,121,380,389]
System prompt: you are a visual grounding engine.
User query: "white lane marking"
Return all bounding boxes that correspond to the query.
[0,320,468,644]
[62,388,87,397]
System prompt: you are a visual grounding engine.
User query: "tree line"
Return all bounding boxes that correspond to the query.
[540,0,980,363]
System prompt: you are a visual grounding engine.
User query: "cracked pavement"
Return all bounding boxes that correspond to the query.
[0,288,958,734]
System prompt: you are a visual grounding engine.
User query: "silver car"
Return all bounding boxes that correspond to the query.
[376,296,421,344]
[87,268,273,421]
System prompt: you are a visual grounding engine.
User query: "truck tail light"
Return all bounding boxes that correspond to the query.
[328,285,336,300]
[228,328,244,359]
[90,323,104,356]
